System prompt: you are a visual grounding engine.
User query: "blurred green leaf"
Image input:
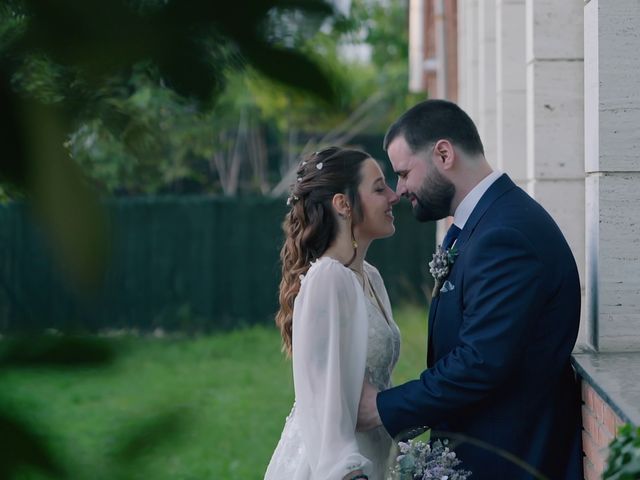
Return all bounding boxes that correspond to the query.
[12,0,338,104]
[0,411,64,479]
[241,44,338,103]
[21,100,109,289]
[0,72,28,188]
[0,336,115,369]
[604,423,640,480]
[114,410,191,465]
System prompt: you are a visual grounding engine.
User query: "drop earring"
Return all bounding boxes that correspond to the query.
[345,212,358,268]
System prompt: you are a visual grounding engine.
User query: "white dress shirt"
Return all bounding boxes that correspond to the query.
[452,170,503,230]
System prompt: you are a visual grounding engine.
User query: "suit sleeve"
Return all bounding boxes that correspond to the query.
[293,260,372,479]
[377,227,545,438]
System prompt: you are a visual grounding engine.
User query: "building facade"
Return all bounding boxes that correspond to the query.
[410,1,640,478]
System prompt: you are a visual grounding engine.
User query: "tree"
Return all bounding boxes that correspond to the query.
[58,0,420,198]
[258,0,424,195]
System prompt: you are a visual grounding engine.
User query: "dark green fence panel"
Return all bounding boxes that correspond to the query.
[0,197,435,332]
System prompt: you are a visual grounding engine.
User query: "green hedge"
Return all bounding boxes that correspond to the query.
[0,196,435,332]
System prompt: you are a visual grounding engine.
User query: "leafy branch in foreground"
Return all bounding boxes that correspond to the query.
[604,423,640,480]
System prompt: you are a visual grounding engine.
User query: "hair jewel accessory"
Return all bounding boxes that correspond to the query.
[297,177,302,182]
[286,194,299,206]
[316,162,323,170]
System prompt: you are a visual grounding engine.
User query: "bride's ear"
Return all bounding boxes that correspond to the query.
[332,193,351,218]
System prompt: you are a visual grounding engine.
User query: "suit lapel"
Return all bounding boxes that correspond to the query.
[427,174,517,367]
[427,295,438,366]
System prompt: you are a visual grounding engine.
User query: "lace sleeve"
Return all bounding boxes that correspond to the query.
[292,259,373,480]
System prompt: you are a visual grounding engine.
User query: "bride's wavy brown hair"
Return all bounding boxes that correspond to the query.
[276,146,370,356]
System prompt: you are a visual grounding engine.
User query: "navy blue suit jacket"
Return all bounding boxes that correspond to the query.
[378,175,583,480]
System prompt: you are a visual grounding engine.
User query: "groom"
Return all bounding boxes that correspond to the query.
[358,100,583,479]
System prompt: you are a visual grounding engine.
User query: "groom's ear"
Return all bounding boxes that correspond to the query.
[332,193,350,218]
[434,139,455,171]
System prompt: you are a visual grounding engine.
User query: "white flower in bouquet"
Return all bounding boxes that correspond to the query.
[388,438,472,480]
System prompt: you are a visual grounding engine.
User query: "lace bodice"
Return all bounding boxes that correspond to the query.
[363,262,401,392]
[264,257,401,480]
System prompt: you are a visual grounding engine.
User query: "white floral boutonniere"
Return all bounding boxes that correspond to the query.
[429,244,458,297]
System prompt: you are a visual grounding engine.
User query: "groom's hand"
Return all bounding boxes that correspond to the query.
[356,380,382,431]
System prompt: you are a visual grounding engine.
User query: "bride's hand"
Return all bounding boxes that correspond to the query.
[356,380,382,431]
[343,469,366,480]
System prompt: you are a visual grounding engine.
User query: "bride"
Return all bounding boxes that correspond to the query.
[264,147,401,480]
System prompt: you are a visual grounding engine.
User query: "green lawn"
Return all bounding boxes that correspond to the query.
[2,304,428,480]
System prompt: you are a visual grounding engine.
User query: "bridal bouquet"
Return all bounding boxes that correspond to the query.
[388,438,472,480]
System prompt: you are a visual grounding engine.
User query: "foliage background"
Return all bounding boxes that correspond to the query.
[0,1,431,479]
[5,0,420,197]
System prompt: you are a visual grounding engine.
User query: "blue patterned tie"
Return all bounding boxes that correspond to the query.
[442,224,462,250]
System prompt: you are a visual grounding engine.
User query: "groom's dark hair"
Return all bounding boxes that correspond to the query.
[383,99,485,157]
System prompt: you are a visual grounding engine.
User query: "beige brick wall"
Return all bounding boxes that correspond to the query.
[580,380,624,480]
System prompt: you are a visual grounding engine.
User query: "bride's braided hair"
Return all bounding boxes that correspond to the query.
[276,146,370,356]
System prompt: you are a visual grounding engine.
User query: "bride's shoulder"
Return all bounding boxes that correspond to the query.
[305,256,351,281]
[363,260,383,281]
[300,257,359,293]
[363,260,380,274]
[295,258,367,321]
[363,261,389,293]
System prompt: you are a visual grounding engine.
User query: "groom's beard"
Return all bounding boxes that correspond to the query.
[412,166,455,222]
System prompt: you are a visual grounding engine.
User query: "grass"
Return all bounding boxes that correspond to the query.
[1,304,428,480]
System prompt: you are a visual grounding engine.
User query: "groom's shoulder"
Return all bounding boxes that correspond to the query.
[482,188,572,252]
[492,185,557,225]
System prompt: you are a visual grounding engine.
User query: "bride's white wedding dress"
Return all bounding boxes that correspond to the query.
[265,257,401,480]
